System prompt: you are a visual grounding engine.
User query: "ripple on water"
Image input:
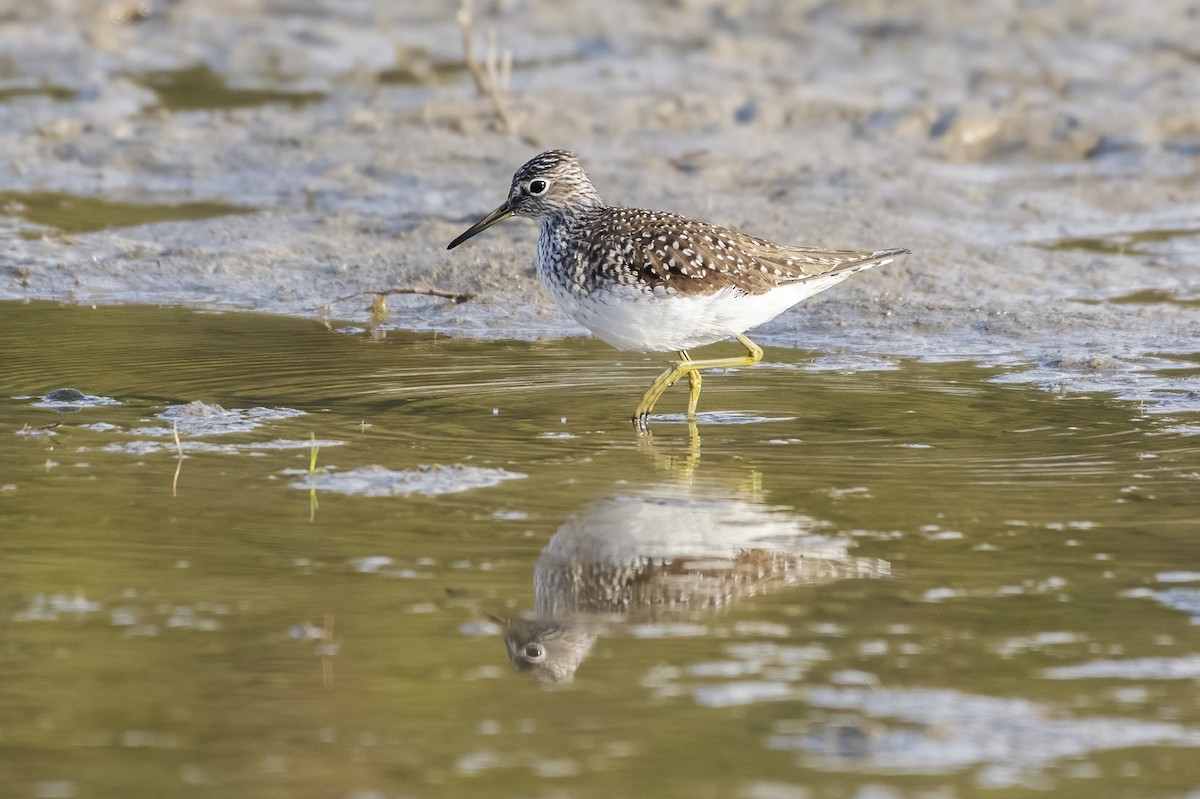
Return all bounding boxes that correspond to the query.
[800,354,901,373]
[4,302,1200,795]
[653,411,798,425]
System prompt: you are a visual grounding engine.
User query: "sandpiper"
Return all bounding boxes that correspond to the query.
[447,150,907,428]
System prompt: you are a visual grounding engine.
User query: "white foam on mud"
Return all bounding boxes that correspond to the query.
[31,390,121,409]
[99,438,343,455]
[293,464,526,497]
[1125,586,1200,623]
[654,411,797,426]
[138,402,306,436]
[1042,654,1200,680]
[769,686,1200,783]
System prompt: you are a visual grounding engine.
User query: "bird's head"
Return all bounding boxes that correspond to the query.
[447,150,603,249]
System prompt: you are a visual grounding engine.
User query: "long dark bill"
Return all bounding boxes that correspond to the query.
[446,201,514,249]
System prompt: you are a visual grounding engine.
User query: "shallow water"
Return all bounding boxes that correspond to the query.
[1038,226,1200,257]
[0,191,252,238]
[0,86,75,104]
[130,66,327,111]
[2,301,1199,798]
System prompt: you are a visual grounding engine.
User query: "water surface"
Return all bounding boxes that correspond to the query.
[0,192,252,238]
[130,66,326,111]
[2,301,1199,798]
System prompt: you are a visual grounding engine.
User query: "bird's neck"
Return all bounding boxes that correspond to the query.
[540,203,606,239]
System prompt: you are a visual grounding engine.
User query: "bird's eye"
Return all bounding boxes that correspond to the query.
[528,179,548,195]
[523,643,545,662]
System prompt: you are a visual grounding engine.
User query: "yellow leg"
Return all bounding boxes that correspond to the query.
[674,351,703,418]
[632,333,764,427]
[686,367,702,418]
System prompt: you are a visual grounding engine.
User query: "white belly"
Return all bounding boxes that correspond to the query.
[544,275,853,353]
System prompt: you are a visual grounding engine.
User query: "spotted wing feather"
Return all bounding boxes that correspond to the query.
[586,208,904,297]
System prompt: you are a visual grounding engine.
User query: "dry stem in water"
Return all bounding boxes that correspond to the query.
[457,0,517,134]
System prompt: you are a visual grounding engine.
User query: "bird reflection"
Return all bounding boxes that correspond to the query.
[503,487,889,684]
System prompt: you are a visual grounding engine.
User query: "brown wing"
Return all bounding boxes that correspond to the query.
[586,207,905,297]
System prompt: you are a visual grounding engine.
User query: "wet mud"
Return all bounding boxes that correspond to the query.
[0,1,1196,408]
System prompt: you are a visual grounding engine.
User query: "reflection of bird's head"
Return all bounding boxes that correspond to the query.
[503,617,598,684]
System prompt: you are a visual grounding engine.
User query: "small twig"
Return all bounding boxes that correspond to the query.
[308,432,319,522]
[171,419,183,497]
[458,0,488,96]
[321,287,473,312]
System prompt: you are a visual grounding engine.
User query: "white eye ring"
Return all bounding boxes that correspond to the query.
[523,643,545,662]
[528,179,548,195]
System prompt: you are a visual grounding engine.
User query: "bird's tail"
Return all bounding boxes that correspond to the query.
[825,247,909,278]
[866,247,910,264]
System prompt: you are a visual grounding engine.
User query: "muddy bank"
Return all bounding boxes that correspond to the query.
[2,0,1198,405]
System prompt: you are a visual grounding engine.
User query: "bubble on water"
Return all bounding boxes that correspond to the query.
[694,681,793,708]
[110,607,139,626]
[531,758,581,778]
[827,486,871,499]
[456,749,501,776]
[460,619,502,637]
[993,631,1085,657]
[1157,572,1200,583]
[120,730,181,748]
[829,670,880,688]
[859,640,889,656]
[351,556,393,573]
[34,781,75,798]
[13,593,101,622]
[492,509,529,520]
[737,781,812,799]
[630,623,709,638]
[732,621,790,638]
[689,660,756,678]
[929,530,963,540]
